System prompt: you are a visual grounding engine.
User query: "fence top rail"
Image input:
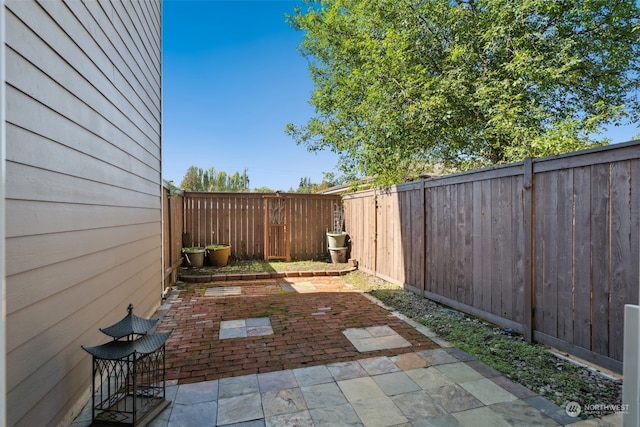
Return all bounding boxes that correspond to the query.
[183,191,341,200]
[344,139,640,198]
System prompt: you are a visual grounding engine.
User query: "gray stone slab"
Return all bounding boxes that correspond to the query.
[174,380,218,404]
[261,388,307,417]
[168,401,218,427]
[367,325,397,337]
[265,410,313,427]
[490,376,537,399]
[246,317,271,327]
[221,319,246,329]
[219,374,259,398]
[338,377,387,403]
[205,286,242,297]
[300,382,348,409]
[217,393,264,425]
[417,349,460,366]
[465,360,502,378]
[445,347,476,362]
[309,403,364,427]
[220,327,247,339]
[453,405,515,427]
[258,370,298,393]
[247,326,274,337]
[293,365,334,387]
[435,362,486,383]
[358,356,400,375]
[390,390,448,421]
[372,372,421,396]
[219,421,266,427]
[351,396,409,427]
[460,378,518,405]
[488,399,564,426]
[523,396,577,425]
[349,335,411,352]
[405,367,452,390]
[343,328,373,340]
[428,383,484,413]
[414,324,438,338]
[328,361,368,381]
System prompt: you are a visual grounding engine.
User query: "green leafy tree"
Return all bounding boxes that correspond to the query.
[286,0,640,185]
[180,166,250,192]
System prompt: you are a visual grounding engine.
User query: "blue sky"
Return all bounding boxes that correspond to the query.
[162,1,639,191]
[162,0,339,191]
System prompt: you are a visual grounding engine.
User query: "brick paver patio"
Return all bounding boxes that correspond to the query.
[155,276,438,384]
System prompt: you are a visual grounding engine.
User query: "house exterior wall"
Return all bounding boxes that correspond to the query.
[3,1,162,426]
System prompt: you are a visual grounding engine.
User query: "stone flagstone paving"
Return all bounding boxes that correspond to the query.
[71,276,624,427]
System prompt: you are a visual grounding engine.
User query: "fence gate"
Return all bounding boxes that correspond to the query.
[264,195,290,261]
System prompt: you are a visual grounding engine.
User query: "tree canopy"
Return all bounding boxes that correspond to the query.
[286,0,640,185]
[180,166,250,192]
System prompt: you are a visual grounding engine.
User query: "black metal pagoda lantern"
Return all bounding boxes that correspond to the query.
[82,304,172,426]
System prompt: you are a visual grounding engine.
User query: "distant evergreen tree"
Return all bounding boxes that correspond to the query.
[179,166,250,192]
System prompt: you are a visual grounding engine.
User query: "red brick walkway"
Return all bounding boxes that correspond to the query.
[156,276,438,385]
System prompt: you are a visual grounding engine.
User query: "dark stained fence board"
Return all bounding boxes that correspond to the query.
[181,193,339,261]
[556,169,574,343]
[590,164,611,357]
[573,166,593,350]
[342,140,640,372]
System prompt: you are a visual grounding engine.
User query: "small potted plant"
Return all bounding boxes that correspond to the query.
[182,247,206,268]
[206,244,231,267]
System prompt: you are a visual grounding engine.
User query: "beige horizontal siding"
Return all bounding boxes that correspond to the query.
[4,1,162,426]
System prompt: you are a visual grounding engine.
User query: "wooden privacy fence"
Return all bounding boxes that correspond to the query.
[182,192,342,261]
[344,140,640,373]
[163,185,184,292]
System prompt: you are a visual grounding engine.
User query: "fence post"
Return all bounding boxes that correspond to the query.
[523,157,534,343]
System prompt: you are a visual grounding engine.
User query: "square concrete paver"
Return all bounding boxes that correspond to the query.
[338,377,387,403]
[293,365,334,387]
[390,390,449,422]
[357,356,400,375]
[261,388,307,417]
[218,374,259,398]
[205,286,242,297]
[301,382,349,409]
[309,403,363,427]
[372,371,421,396]
[173,379,218,404]
[417,348,460,365]
[351,396,409,427]
[217,392,264,425]
[460,378,518,405]
[343,326,411,352]
[219,317,273,340]
[405,367,452,390]
[258,370,298,393]
[265,410,313,427]
[435,362,486,383]
[429,383,484,413]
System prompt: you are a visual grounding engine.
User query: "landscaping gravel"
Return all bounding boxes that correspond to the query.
[342,271,623,419]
